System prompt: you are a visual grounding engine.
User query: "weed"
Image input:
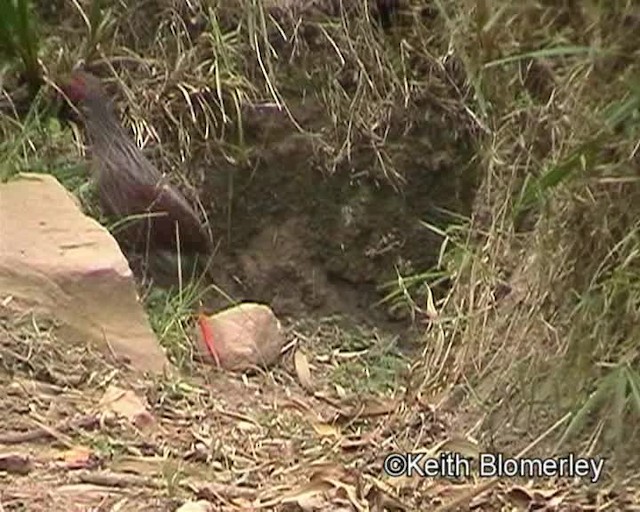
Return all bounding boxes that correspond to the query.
[0,0,41,91]
[144,281,210,368]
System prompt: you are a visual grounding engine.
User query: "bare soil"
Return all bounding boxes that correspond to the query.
[142,98,475,349]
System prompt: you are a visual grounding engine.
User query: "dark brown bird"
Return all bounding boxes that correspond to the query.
[60,71,212,255]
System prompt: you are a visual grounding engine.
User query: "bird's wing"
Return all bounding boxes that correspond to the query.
[148,180,212,252]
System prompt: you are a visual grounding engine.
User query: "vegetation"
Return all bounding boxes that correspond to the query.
[0,0,41,91]
[1,0,640,508]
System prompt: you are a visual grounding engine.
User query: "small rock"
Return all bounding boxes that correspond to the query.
[175,500,213,512]
[194,303,284,372]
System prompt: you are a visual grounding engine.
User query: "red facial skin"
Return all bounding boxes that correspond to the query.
[63,74,87,103]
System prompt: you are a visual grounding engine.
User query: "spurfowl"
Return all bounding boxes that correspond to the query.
[60,71,212,255]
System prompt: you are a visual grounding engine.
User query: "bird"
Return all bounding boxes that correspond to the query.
[59,70,212,256]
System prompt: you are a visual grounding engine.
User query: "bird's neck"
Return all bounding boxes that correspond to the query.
[83,97,138,152]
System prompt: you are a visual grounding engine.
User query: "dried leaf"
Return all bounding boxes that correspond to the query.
[99,385,154,429]
[435,437,480,459]
[532,488,562,500]
[59,446,96,469]
[294,350,313,391]
[547,495,566,507]
[325,478,367,512]
[308,462,349,481]
[281,480,334,504]
[277,397,315,415]
[469,492,491,508]
[340,432,375,450]
[507,486,563,508]
[311,421,341,439]
[360,398,396,417]
[109,456,166,475]
[295,493,329,512]
[236,420,258,431]
[337,397,396,421]
[364,475,409,511]
[506,486,534,507]
[382,474,417,491]
[193,481,258,502]
[52,483,124,503]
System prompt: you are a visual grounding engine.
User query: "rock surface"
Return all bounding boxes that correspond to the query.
[194,303,284,372]
[0,173,168,374]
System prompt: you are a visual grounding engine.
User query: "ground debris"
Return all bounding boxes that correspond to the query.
[0,414,104,445]
[191,481,260,502]
[0,452,33,474]
[0,303,634,512]
[77,469,162,489]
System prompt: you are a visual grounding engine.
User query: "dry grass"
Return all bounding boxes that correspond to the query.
[410,0,640,463]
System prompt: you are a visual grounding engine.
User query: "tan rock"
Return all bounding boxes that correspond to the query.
[0,173,169,374]
[194,303,284,372]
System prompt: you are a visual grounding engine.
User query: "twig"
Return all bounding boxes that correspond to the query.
[77,470,162,489]
[0,414,103,445]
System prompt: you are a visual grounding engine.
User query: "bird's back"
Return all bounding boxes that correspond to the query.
[94,143,212,255]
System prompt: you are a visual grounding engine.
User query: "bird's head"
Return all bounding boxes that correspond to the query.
[60,71,106,105]
[58,71,111,125]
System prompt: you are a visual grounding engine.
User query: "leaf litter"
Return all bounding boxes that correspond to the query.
[0,307,638,511]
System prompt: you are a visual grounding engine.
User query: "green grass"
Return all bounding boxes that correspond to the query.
[330,350,406,396]
[516,87,640,217]
[0,91,53,182]
[325,324,407,395]
[144,281,210,369]
[0,0,41,91]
